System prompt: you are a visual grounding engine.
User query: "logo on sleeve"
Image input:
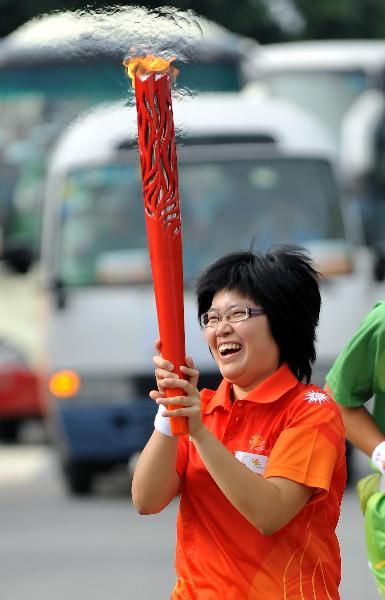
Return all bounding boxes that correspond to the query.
[235,451,268,475]
[304,390,329,404]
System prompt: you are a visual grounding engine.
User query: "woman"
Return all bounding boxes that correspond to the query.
[132,245,346,599]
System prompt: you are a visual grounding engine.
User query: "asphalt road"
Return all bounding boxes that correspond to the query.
[0,435,381,600]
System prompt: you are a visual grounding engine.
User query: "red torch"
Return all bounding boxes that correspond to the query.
[124,55,188,436]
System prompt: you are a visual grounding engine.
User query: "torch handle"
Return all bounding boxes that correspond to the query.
[134,71,188,436]
[166,385,189,436]
[158,304,188,435]
[149,248,188,436]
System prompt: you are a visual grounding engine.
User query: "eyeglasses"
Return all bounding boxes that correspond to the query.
[200,306,265,329]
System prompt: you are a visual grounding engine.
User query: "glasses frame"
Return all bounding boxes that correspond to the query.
[200,306,265,330]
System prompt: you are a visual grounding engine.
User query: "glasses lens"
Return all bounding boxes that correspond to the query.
[227,307,249,323]
[202,311,220,328]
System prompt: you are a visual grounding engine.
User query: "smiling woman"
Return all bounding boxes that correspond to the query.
[132,244,347,600]
[202,290,279,393]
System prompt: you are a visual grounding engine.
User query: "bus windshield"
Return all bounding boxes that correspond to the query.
[55,156,347,286]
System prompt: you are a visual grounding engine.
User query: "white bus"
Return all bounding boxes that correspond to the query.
[0,8,256,441]
[249,40,385,271]
[249,40,385,144]
[41,91,360,494]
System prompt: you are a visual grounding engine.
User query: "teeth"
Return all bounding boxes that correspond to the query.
[218,343,242,355]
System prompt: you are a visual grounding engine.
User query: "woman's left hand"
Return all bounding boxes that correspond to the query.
[155,357,203,437]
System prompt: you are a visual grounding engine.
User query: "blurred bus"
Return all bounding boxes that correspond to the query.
[249,40,385,144]
[0,8,256,441]
[249,40,385,277]
[41,92,358,494]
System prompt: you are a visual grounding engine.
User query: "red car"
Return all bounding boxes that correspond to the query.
[0,355,44,442]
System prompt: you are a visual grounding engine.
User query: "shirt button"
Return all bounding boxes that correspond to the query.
[227,432,235,439]
[235,416,241,423]
[238,402,243,408]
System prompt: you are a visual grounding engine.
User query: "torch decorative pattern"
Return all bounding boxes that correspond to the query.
[135,76,180,228]
[127,58,188,436]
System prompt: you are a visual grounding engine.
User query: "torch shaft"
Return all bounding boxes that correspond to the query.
[135,71,188,436]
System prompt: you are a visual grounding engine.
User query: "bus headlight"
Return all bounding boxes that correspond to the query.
[49,370,80,398]
[49,371,136,404]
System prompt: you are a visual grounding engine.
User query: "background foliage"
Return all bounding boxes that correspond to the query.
[1,0,385,41]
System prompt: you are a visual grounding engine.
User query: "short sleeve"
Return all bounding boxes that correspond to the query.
[264,395,345,494]
[326,302,385,408]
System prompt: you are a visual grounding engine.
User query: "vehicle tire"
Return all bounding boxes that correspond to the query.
[0,419,20,443]
[63,461,94,496]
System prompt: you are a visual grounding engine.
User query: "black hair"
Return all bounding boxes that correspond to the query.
[196,245,321,383]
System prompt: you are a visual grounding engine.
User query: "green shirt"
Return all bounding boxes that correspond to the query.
[326,301,385,433]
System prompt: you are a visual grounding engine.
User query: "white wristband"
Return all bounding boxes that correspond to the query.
[371,441,385,475]
[154,404,172,437]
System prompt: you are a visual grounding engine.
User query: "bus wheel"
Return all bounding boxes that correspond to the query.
[63,461,94,496]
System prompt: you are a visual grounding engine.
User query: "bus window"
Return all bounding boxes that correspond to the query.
[55,155,347,287]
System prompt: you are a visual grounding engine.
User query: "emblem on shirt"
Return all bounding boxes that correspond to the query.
[304,390,329,404]
[248,433,265,452]
[235,451,268,475]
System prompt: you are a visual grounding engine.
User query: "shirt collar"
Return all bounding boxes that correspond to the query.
[203,363,298,414]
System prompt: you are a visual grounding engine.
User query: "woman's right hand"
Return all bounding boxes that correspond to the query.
[150,339,203,436]
[150,339,199,395]
[151,339,178,397]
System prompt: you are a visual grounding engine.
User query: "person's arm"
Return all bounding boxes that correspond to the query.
[151,357,313,536]
[131,352,198,515]
[324,383,385,457]
[131,430,181,514]
[189,425,313,535]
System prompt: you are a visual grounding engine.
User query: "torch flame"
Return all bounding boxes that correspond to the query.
[123,54,179,88]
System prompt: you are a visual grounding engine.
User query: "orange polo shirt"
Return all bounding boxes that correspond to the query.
[172,363,346,600]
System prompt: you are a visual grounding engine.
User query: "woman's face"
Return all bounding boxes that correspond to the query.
[204,289,280,394]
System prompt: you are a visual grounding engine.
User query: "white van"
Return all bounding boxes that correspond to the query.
[248,40,385,267]
[41,92,361,494]
[248,40,385,144]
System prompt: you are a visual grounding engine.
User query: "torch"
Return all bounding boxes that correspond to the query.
[124,55,188,436]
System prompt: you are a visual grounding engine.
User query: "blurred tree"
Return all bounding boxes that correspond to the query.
[1,0,385,41]
[295,0,385,39]
[0,0,285,41]
[165,0,286,42]
[0,0,86,37]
